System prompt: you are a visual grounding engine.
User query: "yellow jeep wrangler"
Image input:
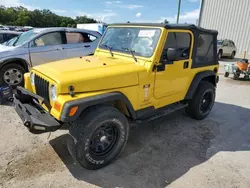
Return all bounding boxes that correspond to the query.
[14,23,219,170]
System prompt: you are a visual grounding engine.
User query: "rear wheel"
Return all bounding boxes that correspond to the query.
[233,72,240,80]
[186,82,215,120]
[224,72,229,77]
[67,105,129,170]
[0,63,25,86]
[230,51,235,59]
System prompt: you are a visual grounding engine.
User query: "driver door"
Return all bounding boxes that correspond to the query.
[153,30,193,100]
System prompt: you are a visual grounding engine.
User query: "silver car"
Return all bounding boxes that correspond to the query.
[0,27,101,86]
[217,39,237,60]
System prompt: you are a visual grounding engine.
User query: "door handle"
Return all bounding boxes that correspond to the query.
[183,61,189,69]
[84,45,90,48]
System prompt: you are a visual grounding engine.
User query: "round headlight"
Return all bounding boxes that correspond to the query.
[49,85,57,101]
[30,72,35,85]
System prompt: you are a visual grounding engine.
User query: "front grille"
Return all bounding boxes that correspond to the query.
[34,74,50,103]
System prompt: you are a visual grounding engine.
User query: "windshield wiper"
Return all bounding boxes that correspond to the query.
[12,35,20,46]
[103,44,113,57]
[122,47,137,62]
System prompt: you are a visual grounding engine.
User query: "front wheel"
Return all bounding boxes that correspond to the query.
[186,82,215,120]
[67,105,129,170]
[0,63,25,86]
[218,51,222,60]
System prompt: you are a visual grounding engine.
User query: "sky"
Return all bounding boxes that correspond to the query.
[1,0,201,24]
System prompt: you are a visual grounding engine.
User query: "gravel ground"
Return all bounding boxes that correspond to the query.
[1,59,250,188]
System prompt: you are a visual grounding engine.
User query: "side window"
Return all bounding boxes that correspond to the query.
[163,32,191,60]
[82,33,97,42]
[196,34,214,63]
[66,32,84,44]
[32,32,62,47]
[0,34,3,43]
[223,40,229,46]
[66,32,97,44]
[88,34,97,42]
[229,41,235,47]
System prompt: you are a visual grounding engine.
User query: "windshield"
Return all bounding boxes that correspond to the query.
[99,27,161,57]
[217,40,223,45]
[12,30,37,46]
[4,36,18,46]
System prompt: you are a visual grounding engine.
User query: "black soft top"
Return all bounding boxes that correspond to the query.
[110,23,218,35]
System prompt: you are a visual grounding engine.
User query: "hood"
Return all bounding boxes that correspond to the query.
[0,44,16,52]
[0,44,28,58]
[34,56,147,93]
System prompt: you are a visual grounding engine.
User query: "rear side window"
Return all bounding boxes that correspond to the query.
[88,34,97,42]
[196,34,214,63]
[81,33,97,42]
[66,32,84,44]
[230,41,235,47]
[223,40,229,46]
[163,32,191,59]
[33,32,63,47]
[66,32,97,44]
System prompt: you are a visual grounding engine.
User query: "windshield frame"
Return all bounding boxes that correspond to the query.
[98,26,162,58]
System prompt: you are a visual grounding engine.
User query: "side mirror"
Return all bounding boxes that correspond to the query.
[166,48,178,61]
[162,48,178,64]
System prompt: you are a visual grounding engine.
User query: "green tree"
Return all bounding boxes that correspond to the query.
[75,16,97,24]
[0,6,97,27]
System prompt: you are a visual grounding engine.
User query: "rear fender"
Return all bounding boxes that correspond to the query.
[185,70,217,100]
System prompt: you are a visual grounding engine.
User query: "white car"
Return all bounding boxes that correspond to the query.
[217,39,237,60]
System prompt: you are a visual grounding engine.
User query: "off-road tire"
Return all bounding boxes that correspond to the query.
[67,105,129,170]
[186,82,215,120]
[0,63,25,86]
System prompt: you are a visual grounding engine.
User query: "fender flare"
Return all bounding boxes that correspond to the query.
[185,70,217,100]
[0,58,30,71]
[60,92,136,122]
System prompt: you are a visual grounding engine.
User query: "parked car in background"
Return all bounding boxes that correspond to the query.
[0,27,101,86]
[0,31,21,44]
[0,25,9,30]
[217,39,237,59]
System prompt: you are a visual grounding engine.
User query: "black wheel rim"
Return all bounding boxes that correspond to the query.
[89,122,119,156]
[200,91,213,114]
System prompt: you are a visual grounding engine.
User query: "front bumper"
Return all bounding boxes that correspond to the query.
[14,87,61,134]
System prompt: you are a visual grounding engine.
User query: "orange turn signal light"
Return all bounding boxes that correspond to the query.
[69,106,79,116]
[54,101,62,112]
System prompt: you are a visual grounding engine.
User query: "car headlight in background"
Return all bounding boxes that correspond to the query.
[49,85,57,101]
[30,72,35,85]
